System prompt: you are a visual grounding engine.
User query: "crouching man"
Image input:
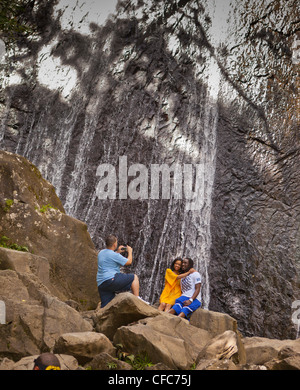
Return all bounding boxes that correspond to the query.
[97,234,140,308]
[168,257,201,319]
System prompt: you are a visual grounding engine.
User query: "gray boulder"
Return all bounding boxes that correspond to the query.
[243,336,300,367]
[53,331,116,365]
[93,292,161,340]
[113,313,211,370]
[87,352,133,370]
[0,269,92,359]
[190,308,238,337]
[195,330,246,370]
[0,247,50,289]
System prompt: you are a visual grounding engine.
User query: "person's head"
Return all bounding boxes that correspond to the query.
[170,257,182,273]
[33,353,61,370]
[105,234,118,250]
[182,257,193,272]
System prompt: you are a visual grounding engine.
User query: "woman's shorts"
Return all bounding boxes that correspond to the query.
[98,273,135,308]
[172,295,201,319]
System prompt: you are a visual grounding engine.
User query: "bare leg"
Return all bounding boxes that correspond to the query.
[158,302,166,311]
[164,303,172,312]
[131,274,139,296]
[178,312,186,318]
[168,308,176,315]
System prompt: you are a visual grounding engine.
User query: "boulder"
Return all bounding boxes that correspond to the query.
[195,330,246,369]
[0,269,92,359]
[145,363,173,370]
[53,331,116,365]
[93,292,161,340]
[0,247,50,288]
[190,308,238,337]
[264,354,300,370]
[87,352,133,370]
[113,313,211,370]
[243,336,300,366]
[0,358,15,370]
[196,358,239,371]
[0,151,98,308]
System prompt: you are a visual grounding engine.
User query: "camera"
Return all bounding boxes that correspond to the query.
[120,245,128,258]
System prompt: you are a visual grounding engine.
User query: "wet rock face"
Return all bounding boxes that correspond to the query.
[207,1,300,338]
[0,0,299,338]
[210,102,299,338]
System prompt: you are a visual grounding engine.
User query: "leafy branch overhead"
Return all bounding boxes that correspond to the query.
[0,0,36,45]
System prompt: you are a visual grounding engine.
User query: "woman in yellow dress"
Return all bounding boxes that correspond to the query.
[158,258,182,312]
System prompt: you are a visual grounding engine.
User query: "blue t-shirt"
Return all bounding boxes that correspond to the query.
[97,249,128,286]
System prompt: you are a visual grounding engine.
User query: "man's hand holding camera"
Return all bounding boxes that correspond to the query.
[116,244,133,265]
[117,244,132,253]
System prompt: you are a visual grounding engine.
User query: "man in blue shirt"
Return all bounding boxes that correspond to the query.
[97,234,140,307]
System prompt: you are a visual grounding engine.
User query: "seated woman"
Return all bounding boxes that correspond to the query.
[158,257,195,312]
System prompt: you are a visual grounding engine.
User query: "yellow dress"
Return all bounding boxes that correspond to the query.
[159,268,182,305]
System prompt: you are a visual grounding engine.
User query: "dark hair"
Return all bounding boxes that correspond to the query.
[105,234,117,248]
[170,257,183,272]
[184,257,194,270]
[33,353,61,370]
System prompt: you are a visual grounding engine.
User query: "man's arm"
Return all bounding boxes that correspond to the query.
[176,268,195,280]
[124,245,133,266]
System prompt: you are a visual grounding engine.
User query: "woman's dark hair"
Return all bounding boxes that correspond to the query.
[170,257,183,272]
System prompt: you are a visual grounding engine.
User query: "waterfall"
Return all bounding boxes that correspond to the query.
[0,0,222,308]
[134,55,220,307]
[64,112,98,215]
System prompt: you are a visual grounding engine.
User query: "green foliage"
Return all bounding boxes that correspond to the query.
[38,204,58,213]
[0,235,29,252]
[115,344,154,370]
[106,361,118,369]
[2,199,14,212]
[0,0,35,45]
[5,199,14,207]
[126,353,154,370]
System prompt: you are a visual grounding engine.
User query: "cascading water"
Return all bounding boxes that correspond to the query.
[142,57,220,306]
[0,0,243,308]
[3,0,223,307]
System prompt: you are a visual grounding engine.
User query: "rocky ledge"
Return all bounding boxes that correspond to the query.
[1,276,300,371]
